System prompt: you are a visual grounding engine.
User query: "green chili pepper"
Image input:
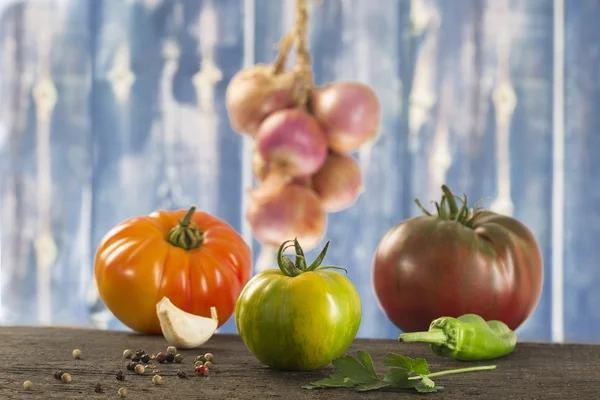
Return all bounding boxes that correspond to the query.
[397,314,517,361]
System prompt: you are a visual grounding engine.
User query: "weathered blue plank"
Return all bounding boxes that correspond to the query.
[1,0,598,344]
[87,0,246,332]
[253,0,410,339]
[563,0,600,343]
[0,0,93,326]
[409,0,554,341]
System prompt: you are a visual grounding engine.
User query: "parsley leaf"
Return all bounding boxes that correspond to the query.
[303,351,390,390]
[414,376,443,393]
[302,350,496,394]
[383,353,430,376]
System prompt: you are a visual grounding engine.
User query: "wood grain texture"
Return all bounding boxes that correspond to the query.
[0,327,599,399]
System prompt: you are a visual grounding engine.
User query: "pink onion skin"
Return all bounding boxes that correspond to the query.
[256,108,328,178]
[225,65,297,136]
[312,151,364,212]
[310,81,381,153]
[246,183,327,252]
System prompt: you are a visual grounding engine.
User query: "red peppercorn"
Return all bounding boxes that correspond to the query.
[195,365,208,376]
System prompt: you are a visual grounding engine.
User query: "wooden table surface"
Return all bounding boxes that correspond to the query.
[1,326,598,399]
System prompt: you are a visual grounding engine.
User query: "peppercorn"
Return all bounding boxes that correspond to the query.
[134,364,145,375]
[177,370,187,379]
[204,352,214,362]
[54,370,64,380]
[167,345,177,354]
[23,380,32,390]
[204,361,213,369]
[152,375,163,385]
[156,352,167,363]
[94,383,103,393]
[194,355,205,363]
[140,354,150,363]
[117,387,127,398]
[123,349,133,359]
[116,370,125,381]
[126,362,138,371]
[166,353,175,363]
[61,373,72,383]
[136,349,146,357]
[174,353,184,363]
[131,355,140,362]
[72,349,82,359]
[195,365,208,376]
[194,361,203,367]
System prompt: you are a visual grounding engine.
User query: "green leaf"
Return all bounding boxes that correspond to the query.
[302,374,355,390]
[331,354,380,384]
[383,353,430,376]
[356,350,378,378]
[414,379,443,393]
[383,367,409,385]
[355,381,392,391]
[421,376,435,388]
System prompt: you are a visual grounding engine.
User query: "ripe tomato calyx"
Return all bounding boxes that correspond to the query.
[276,238,348,277]
[415,185,488,228]
[167,206,205,251]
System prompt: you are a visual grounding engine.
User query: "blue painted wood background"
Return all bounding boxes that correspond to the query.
[0,0,594,343]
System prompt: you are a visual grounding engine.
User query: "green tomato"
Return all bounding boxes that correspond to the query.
[234,239,362,371]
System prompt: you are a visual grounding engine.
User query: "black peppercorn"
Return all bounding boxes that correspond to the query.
[194,355,205,363]
[131,355,140,362]
[126,361,138,371]
[94,383,103,393]
[166,353,175,363]
[141,354,150,363]
[135,349,146,357]
[116,370,125,381]
[53,370,64,380]
[156,352,167,363]
[177,370,187,379]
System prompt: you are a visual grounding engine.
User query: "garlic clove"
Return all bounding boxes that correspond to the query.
[156,297,219,349]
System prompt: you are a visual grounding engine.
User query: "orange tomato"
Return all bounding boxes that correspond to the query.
[94,206,253,334]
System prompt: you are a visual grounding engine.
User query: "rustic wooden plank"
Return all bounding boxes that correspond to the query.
[0,327,598,399]
[411,0,555,342]
[563,0,600,343]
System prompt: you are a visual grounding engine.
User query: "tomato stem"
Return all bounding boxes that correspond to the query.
[441,185,460,218]
[167,206,205,251]
[276,238,347,277]
[414,185,488,227]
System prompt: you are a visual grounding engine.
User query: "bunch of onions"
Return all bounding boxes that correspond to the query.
[225,18,381,252]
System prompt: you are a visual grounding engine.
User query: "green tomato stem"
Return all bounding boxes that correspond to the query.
[276,239,347,277]
[167,206,204,250]
[413,185,488,226]
[398,329,447,346]
[407,365,496,380]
